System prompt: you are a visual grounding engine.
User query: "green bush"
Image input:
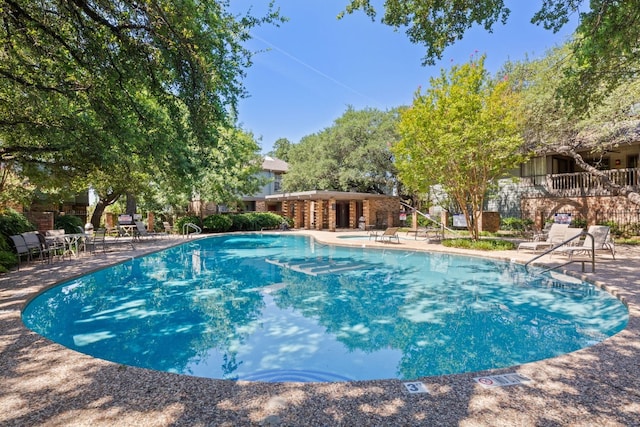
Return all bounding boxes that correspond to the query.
[442,238,515,251]
[0,208,35,271]
[175,215,202,234]
[203,214,232,233]
[501,217,533,231]
[0,208,35,238]
[54,214,83,234]
[229,214,252,231]
[570,218,587,229]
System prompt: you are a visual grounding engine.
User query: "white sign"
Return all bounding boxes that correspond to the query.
[474,373,532,388]
[403,381,429,394]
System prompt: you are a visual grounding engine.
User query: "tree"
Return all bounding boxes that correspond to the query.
[393,55,525,240]
[269,138,293,162]
[283,107,399,194]
[341,1,640,111]
[506,45,640,207]
[0,1,282,214]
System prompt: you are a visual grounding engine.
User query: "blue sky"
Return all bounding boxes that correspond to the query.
[232,1,579,154]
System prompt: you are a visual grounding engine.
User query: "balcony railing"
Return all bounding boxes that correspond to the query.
[520,167,640,197]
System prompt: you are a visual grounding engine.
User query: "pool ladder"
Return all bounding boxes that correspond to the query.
[524,230,595,274]
[182,222,202,238]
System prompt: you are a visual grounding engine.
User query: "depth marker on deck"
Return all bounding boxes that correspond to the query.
[403,381,429,394]
[474,373,532,388]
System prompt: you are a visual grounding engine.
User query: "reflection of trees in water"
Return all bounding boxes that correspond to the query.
[271,256,627,379]
[24,242,275,378]
[24,236,627,380]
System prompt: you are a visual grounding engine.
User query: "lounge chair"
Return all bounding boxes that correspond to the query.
[375,227,400,243]
[554,225,615,260]
[135,221,163,239]
[517,223,569,253]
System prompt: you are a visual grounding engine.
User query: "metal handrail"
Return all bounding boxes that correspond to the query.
[182,222,202,238]
[399,202,455,234]
[524,231,596,273]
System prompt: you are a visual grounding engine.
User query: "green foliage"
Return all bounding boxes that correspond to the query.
[0,250,16,273]
[570,218,588,229]
[1,1,282,222]
[340,0,509,66]
[269,138,293,162]
[394,55,525,240]
[0,208,35,271]
[54,215,83,234]
[175,216,202,234]
[342,1,640,112]
[284,107,400,194]
[0,209,35,239]
[442,238,515,251]
[501,217,534,231]
[203,214,233,233]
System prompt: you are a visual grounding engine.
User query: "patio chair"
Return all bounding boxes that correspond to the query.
[374,227,400,244]
[163,221,174,234]
[517,223,569,253]
[86,228,107,253]
[10,234,31,270]
[36,232,65,263]
[554,225,615,260]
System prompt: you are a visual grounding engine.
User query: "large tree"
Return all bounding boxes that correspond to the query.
[394,55,525,240]
[283,107,399,194]
[506,45,640,207]
[341,1,640,112]
[0,0,281,216]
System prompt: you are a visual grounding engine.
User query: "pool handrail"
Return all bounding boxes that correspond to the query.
[524,230,595,273]
[182,222,202,238]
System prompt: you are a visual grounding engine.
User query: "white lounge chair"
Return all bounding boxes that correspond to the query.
[517,223,569,253]
[554,225,615,260]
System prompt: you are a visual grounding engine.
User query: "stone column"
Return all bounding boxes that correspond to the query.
[304,200,311,229]
[316,200,324,230]
[328,198,336,231]
[294,201,304,229]
[349,200,357,228]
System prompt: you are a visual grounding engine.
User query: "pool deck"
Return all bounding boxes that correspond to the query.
[1,230,639,426]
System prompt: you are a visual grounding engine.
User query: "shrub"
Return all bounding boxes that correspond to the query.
[442,238,515,251]
[229,214,252,231]
[203,214,232,233]
[54,214,83,234]
[570,218,587,229]
[0,208,34,272]
[501,217,533,232]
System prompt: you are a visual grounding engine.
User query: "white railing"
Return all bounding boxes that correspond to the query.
[521,168,639,197]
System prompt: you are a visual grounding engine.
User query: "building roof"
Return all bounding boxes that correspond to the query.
[262,156,288,172]
[265,190,395,202]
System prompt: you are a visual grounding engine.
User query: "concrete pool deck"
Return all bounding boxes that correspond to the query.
[1,230,639,426]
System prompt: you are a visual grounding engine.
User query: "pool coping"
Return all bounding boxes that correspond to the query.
[1,231,639,426]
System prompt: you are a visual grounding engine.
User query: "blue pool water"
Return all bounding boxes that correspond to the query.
[22,234,628,382]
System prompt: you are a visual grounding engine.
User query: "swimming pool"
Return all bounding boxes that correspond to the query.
[22,234,628,382]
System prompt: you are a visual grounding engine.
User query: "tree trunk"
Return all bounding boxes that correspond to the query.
[90,192,121,228]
